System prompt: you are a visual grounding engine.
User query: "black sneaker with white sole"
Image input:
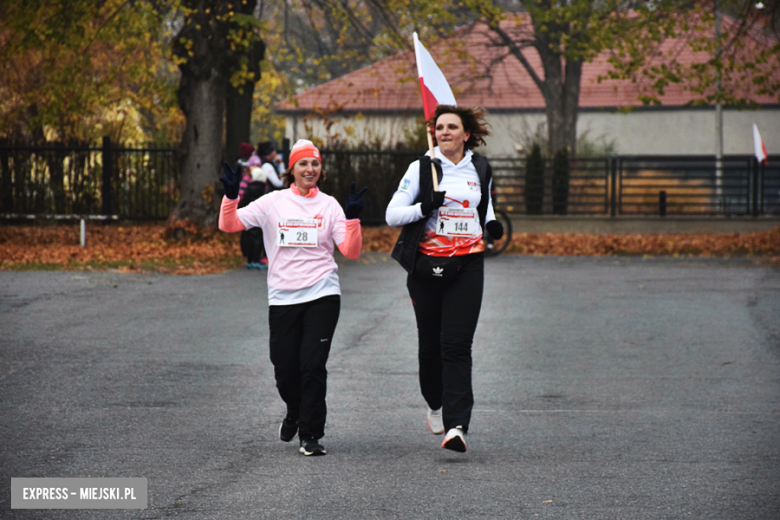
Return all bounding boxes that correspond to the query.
[279,415,298,442]
[299,438,327,456]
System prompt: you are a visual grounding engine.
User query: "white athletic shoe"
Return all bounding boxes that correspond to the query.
[427,408,444,434]
[442,426,467,453]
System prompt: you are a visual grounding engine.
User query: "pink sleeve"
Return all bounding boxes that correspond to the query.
[218,196,246,233]
[337,219,362,260]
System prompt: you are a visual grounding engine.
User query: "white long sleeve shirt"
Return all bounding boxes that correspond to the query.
[386,147,496,256]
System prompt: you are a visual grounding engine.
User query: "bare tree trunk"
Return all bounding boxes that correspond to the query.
[225,46,263,162]
[225,84,254,162]
[542,83,580,156]
[225,38,264,162]
[171,72,225,228]
[562,59,582,154]
[538,45,582,156]
[490,18,582,157]
[169,0,263,231]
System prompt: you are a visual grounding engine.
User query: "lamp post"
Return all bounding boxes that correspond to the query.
[715,0,724,208]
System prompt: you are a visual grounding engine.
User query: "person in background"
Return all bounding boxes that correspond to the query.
[219,139,369,456]
[236,142,256,200]
[239,162,268,270]
[385,105,503,453]
[255,141,284,193]
[246,141,284,267]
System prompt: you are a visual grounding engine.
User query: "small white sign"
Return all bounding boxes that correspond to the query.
[436,207,478,237]
[277,219,318,247]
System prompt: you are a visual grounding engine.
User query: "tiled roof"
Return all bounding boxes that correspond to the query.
[275,15,779,113]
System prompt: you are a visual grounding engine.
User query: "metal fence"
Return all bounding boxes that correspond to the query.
[614,156,779,217]
[0,137,179,220]
[1,140,778,223]
[319,149,422,225]
[491,156,612,216]
[489,155,779,218]
[323,152,780,222]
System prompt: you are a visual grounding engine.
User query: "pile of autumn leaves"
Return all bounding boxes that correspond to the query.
[1,223,779,274]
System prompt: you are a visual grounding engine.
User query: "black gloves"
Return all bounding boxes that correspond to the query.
[420,158,446,215]
[486,220,504,240]
[220,161,240,200]
[345,182,369,220]
[421,189,446,215]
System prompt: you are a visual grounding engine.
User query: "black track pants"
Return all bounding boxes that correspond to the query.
[268,295,340,441]
[406,253,484,433]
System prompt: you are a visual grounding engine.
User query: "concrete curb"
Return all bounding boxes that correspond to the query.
[509,215,780,234]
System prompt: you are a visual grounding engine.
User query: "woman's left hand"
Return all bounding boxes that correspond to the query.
[486,220,504,240]
[345,182,369,219]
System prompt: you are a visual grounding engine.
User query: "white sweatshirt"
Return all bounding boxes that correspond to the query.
[386,148,496,255]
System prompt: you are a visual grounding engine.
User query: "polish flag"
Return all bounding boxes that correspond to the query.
[753,123,768,164]
[413,32,457,120]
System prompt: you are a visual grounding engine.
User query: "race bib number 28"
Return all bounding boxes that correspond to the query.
[277,219,318,247]
[436,208,478,237]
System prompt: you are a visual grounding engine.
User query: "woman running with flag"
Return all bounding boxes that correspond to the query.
[386,105,503,453]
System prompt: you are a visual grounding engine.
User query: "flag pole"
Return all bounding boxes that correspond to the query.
[415,31,453,193]
[427,123,439,192]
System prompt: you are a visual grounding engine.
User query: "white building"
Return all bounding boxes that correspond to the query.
[275,17,779,157]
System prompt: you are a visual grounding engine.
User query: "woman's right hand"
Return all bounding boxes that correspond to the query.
[220,162,240,200]
[421,158,445,215]
[421,189,446,215]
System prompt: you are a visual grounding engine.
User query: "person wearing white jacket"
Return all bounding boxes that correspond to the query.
[386,105,503,453]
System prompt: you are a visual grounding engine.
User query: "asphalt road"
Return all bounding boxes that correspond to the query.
[1,254,779,519]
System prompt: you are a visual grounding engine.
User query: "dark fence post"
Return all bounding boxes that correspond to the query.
[551,148,569,215]
[758,159,765,216]
[604,157,612,215]
[102,136,112,215]
[610,157,617,217]
[0,141,11,212]
[752,157,761,217]
[51,141,66,214]
[659,190,667,216]
[524,143,544,214]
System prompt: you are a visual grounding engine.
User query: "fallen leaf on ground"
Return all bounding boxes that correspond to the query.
[1,224,778,274]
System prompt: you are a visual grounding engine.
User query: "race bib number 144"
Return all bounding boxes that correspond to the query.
[436,208,478,237]
[277,219,318,247]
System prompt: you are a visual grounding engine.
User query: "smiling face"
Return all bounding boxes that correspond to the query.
[435,113,470,161]
[290,157,322,193]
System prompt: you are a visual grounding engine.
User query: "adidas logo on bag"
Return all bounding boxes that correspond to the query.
[432,267,444,277]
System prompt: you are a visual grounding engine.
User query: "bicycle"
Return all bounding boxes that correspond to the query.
[484,185,513,257]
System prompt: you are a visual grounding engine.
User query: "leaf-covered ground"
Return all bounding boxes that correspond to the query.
[1,224,778,274]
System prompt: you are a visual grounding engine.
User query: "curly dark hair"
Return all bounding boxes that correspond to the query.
[428,105,491,150]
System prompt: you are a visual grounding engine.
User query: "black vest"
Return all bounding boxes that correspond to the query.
[391,153,492,273]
